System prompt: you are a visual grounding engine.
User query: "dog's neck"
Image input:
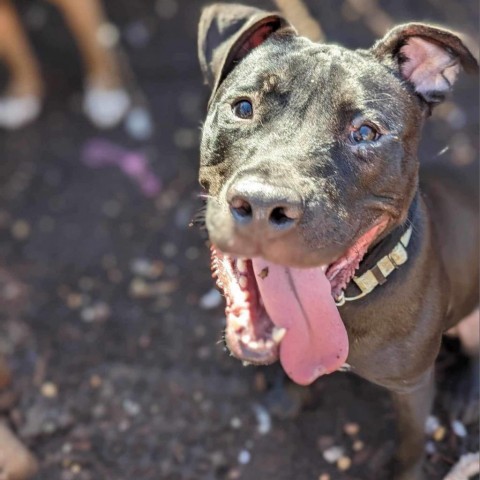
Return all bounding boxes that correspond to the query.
[343,194,419,298]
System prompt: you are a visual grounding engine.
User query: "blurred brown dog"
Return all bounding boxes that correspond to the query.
[0,0,130,129]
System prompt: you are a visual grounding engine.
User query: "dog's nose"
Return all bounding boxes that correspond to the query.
[227,179,303,233]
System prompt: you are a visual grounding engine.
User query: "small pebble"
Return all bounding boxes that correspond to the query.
[237,449,251,465]
[451,420,467,438]
[131,258,164,279]
[89,375,102,389]
[80,302,111,323]
[125,107,153,140]
[230,417,242,429]
[130,278,150,298]
[253,403,271,435]
[352,440,364,452]
[337,456,352,471]
[41,382,58,398]
[123,399,141,416]
[323,446,344,464]
[343,422,360,436]
[11,220,31,240]
[425,441,436,455]
[227,467,241,480]
[425,415,440,435]
[433,426,446,442]
[62,443,73,454]
[199,288,222,309]
[66,293,83,309]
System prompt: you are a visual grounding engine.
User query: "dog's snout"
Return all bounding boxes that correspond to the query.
[227,179,303,233]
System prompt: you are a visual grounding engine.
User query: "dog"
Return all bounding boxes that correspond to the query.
[0,0,129,129]
[196,4,479,479]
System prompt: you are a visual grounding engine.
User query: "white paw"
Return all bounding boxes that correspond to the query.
[0,95,42,129]
[83,87,130,129]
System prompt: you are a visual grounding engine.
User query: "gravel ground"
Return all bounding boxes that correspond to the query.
[0,0,478,479]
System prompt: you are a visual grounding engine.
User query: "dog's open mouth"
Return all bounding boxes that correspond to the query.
[210,218,389,385]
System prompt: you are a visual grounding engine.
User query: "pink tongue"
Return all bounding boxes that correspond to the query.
[252,259,349,385]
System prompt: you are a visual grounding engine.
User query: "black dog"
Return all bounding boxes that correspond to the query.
[197,4,479,479]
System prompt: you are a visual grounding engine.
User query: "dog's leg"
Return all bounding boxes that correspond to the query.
[390,369,434,480]
[48,0,130,127]
[273,0,324,42]
[446,308,479,424]
[0,0,43,128]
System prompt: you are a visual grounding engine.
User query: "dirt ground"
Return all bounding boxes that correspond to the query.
[0,0,478,479]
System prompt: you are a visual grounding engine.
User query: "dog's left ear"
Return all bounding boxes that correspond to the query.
[371,23,479,106]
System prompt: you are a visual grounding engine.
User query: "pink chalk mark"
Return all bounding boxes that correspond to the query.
[81,138,162,198]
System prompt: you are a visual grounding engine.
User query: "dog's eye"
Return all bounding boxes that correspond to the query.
[350,124,380,143]
[232,100,253,119]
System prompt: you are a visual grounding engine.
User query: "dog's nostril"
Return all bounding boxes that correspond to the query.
[230,197,253,223]
[269,206,294,226]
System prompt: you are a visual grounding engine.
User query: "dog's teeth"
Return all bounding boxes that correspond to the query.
[239,276,248,289]
[242,361,252,367]
[233,315,248,328]
[237,259,247,273]
[272,327,287,343]
[241,334,251,344]
[249,341,259,349]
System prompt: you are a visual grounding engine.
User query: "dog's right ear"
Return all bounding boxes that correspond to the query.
[198,3,294,93]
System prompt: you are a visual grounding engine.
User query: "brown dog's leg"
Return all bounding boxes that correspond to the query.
[48,0,120,88]
[0,0,43,128]
[274,0,324,42]
[390,369,434,480]
[0,0,43,97]
[48,0,129,127]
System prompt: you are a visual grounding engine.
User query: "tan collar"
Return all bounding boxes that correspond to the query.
[335,225,413,306]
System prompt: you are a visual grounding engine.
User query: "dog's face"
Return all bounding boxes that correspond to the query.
[197,4,477,382]
[198,4,477,268]
[201,37,422,267]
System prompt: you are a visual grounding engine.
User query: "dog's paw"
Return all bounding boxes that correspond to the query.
[0,95,42,130]
[83,86,130,129]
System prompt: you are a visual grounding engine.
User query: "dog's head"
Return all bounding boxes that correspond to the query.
[197,3,478,384]
[198,3,477,266]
